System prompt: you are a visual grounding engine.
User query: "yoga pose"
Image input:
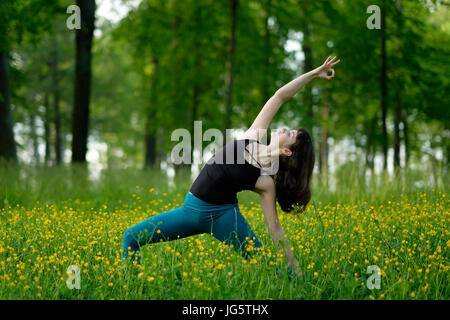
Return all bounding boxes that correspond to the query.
[122,56,341,277]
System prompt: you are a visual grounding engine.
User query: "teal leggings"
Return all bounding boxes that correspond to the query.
[122,191,296,278]
[122,192,263,264]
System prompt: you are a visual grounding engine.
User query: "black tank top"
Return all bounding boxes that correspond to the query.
[189,139,262,205]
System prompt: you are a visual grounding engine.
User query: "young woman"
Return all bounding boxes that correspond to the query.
[122,56,341,278]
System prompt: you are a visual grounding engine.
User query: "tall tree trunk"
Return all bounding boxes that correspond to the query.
[300,0,314,136]
[261,0,272,112]
[72,0,95,163]
[393,91,401,170]
[170,4,187,175]
[191,86,199,136]
[44,93,52,166]
[224,0,239,134]
[191,82,200,173]
[144,57,160,169]
[365,117,376,172]
[0,52,17,163]
[29,113,40,164]
[106,141,113,170]
[190,4,205,173]
[402,108,409,169]
[52,40,62,165]
[444,122,449,176]
[393,3,403,172]
[144,124,157,168]
[380,0,388,171]
[365,131,371,170]
[156,127,165,168]
[319,105,329,186]
[60,122,66,163]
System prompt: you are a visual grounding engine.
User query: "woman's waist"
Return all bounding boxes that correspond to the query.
[186,191,238,210]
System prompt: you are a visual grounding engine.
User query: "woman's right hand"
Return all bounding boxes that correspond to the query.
[291,259,303,278]
[315,56,341,80]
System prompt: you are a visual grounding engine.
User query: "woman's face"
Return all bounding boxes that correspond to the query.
[275,127,298,149]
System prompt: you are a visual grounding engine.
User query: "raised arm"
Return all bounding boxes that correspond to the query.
[244,56,340,142]
[255,176,302,277]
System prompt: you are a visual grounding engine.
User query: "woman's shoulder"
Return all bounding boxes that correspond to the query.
[241,128,267,144]
[253,175,276,195]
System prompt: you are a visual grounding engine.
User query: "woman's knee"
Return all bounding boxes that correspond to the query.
[122,227,139,250]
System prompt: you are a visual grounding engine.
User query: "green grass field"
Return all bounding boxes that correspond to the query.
[0,162,448,299]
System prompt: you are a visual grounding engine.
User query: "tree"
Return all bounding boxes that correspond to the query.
[0,51,16,163]
[0,0,60,163]
[71,0,96,163]
[223,0,239,134]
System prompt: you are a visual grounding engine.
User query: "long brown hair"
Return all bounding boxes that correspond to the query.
[273,127,315,213]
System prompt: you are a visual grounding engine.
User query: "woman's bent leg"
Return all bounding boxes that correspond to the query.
[206,205,263,259]
[122,205,200,264]
[206,205,296,279]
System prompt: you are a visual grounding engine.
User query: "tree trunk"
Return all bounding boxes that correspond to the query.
[300,0,314,136]
[261,0,272,111]
[189,4,205,172]
[144,57,160,169]
[393,91,401,170]
[170,5,188,175]
[319,105,329,186]
[44,93,52,166]
[29,113,40,164]
[191,86,199,136]
[365,130,371,170]
[144,125,157,168]
[402,108,409,169]
[444,122,449,176]
[156,127,165,168]
[144,111,157,168]
[52,40,62,165]
[106,138,112,170]
[71,0,95,163]
[224,0,239,134]
[0,52,17,163]
[380,0,388,171]
[190,83,200,174]
[365,117,376,172]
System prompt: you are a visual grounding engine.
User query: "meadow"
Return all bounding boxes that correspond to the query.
[0,161,448,300]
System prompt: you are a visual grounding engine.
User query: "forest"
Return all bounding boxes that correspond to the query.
[0,0,448,179]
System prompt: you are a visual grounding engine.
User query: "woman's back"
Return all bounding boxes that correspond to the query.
[189,139,262,205]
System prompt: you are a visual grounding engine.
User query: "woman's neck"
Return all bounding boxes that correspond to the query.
[246,142,281,169]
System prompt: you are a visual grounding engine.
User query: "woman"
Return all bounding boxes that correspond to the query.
[122,56,341,278]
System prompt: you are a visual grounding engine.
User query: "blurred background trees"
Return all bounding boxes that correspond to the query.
[0,0,448,190]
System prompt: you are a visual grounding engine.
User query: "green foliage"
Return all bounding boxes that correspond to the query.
[3,0,448,169]
[0,0,63,52]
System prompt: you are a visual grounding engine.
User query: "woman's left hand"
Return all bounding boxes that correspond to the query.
[315,56,341,80]
[291,260,303,278]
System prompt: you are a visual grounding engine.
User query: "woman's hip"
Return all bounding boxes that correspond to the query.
[184,191,238,214]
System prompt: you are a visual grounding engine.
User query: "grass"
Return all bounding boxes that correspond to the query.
[0,159,448,299]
